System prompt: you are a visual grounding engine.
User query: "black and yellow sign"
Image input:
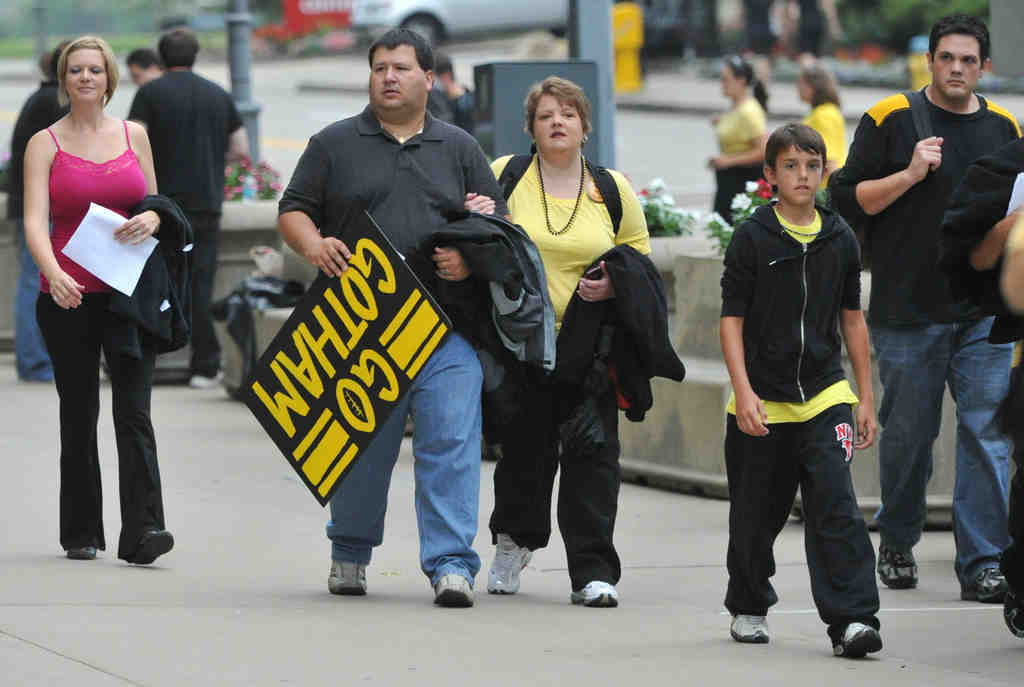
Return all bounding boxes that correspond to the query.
[244,211,451,506]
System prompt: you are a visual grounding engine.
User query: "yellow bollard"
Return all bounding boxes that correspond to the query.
[613,2,644,94]
[907,35,931,90]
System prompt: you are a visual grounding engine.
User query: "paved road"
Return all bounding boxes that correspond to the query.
[0,353,1020,686]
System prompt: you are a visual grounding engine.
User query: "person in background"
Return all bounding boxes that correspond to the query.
[433,52,474,135]
[798,61,846,188]
[128,28,248,389]
[709,55,768,225]
[8,42,68,382]
[829,14,1020,602]
[721,123,880,657]
[23,36,179,564]
[126,48,163,87]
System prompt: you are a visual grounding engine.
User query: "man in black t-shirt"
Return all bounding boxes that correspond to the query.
[9,42,68,382]
[830,15,1021,604]
[128,28,248,388]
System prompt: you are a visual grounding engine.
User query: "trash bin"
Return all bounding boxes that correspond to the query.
[613,2,644,93]
[907,34,930,91]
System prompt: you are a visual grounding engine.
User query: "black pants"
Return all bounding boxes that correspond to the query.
[724,405,880,640]
[714,164,764,226]
[1002,443,1024,591]
[37,293,165,560]
[188,212,221,377]
[489,368,622,591]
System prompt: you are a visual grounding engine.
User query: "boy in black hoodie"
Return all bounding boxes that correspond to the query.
[720,124,882,657]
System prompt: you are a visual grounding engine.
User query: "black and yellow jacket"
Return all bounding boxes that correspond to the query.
[721,203,861,404]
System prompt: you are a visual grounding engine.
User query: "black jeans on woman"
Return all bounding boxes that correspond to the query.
[714,164,764,226]
[489,366,622,591]
[36,293,165,560]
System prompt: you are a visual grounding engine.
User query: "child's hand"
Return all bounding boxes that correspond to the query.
[854,403,877,449]
[736,390,769,437]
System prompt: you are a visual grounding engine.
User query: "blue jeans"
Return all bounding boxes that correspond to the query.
[326,333,483,586]
[872,319,1012,582]
[13,219,53,381]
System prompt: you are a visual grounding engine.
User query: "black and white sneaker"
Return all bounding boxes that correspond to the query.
[877,545,918,589]
[961,567,1008,603]
[1005,587,1024,639]
[832,622,882,658]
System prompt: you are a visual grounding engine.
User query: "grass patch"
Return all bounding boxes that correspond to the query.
[0,31,227,59]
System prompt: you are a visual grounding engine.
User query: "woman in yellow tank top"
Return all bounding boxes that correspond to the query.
[798,62,847,188]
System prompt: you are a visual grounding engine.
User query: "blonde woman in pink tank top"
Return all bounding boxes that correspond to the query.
[22,36,175,565]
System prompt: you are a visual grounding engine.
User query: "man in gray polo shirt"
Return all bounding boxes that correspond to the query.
[278,28,505,607]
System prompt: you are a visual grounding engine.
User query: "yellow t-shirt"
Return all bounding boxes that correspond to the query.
[802,102,847,187]
[715,98,766,155]
[491,155,651,329]
[726,208,859,421]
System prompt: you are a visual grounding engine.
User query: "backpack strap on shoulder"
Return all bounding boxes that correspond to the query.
[585,160,623,236]
[497,154,534,201]
[905,89,934,140]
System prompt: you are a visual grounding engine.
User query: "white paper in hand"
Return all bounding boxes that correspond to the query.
[1007,172,1024,216]
[61,202,158,296]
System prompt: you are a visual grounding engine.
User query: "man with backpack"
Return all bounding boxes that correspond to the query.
[829,14,1021,602]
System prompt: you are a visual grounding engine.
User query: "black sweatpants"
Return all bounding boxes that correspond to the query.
[37,293,166,560]
[489,368,621,592]
[188,212,221,378]
[724,404,880,640]
[1001,443,1024,591]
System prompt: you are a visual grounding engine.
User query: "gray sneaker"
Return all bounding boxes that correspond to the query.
[877,545,918,589]
[434,574,474,607]
[832,622,882,658]
[961,566,1008,603]
[730,614,770,644]
[570,581,619,607]
[328,560,367,596]
[487,533,532,594]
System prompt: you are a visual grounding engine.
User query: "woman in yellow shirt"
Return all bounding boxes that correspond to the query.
[709,55,769,225]
[798,62,846,187]
[486,77,650,608]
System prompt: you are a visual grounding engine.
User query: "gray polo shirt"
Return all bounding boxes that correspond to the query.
[279,106,507,287]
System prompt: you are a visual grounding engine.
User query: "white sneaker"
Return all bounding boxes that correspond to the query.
[832,622,882,658]
[730,614,770,644]
[434,574,474,607]
[570,580,619,607]
[189,371,224,389]
[328,560,367,596]
[487,533,532,594]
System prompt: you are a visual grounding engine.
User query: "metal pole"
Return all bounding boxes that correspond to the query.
[226,0,262,162]
[569,0,616,168]
[33,2,47,67]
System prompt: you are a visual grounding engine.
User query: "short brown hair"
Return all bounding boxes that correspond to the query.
[799,63,840,108]
[523,76,592,138]
[57,36,119,107]
[764,123,826,168]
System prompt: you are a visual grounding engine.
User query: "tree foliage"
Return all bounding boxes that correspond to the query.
[837,0,989,52]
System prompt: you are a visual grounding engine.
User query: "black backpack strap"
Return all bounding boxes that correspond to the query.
[585,161,623,236]
[497,154,534,201]
[905,89,934,140]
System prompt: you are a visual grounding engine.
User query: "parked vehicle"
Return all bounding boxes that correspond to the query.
[352,0,568,45]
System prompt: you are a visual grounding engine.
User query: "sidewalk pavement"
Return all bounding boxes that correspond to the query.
[0,351,1020,686]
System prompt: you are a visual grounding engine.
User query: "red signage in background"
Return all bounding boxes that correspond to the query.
[282,0,352,33]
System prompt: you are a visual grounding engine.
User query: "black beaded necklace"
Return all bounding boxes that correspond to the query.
[537,154,586,236]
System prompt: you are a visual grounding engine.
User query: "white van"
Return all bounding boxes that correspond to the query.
[352,0,569,46]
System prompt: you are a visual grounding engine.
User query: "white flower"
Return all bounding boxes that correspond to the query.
[745,181,759,193]
[731,193,752,211]
[648,177,666,193]
[659,193,674,206]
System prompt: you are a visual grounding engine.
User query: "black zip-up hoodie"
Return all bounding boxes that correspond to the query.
[721,203,862,403]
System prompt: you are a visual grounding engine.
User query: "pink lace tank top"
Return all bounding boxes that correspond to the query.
[42,121,147,293]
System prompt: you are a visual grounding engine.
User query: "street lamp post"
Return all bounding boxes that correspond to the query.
[226,0,262,162]
[33,2,47,65]
[569,0,616,168]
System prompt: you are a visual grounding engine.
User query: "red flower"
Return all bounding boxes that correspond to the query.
[640,189,649,196]
[756,187,773,199]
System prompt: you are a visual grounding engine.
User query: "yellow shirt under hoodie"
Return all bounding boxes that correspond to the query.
[727,208,860,421]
